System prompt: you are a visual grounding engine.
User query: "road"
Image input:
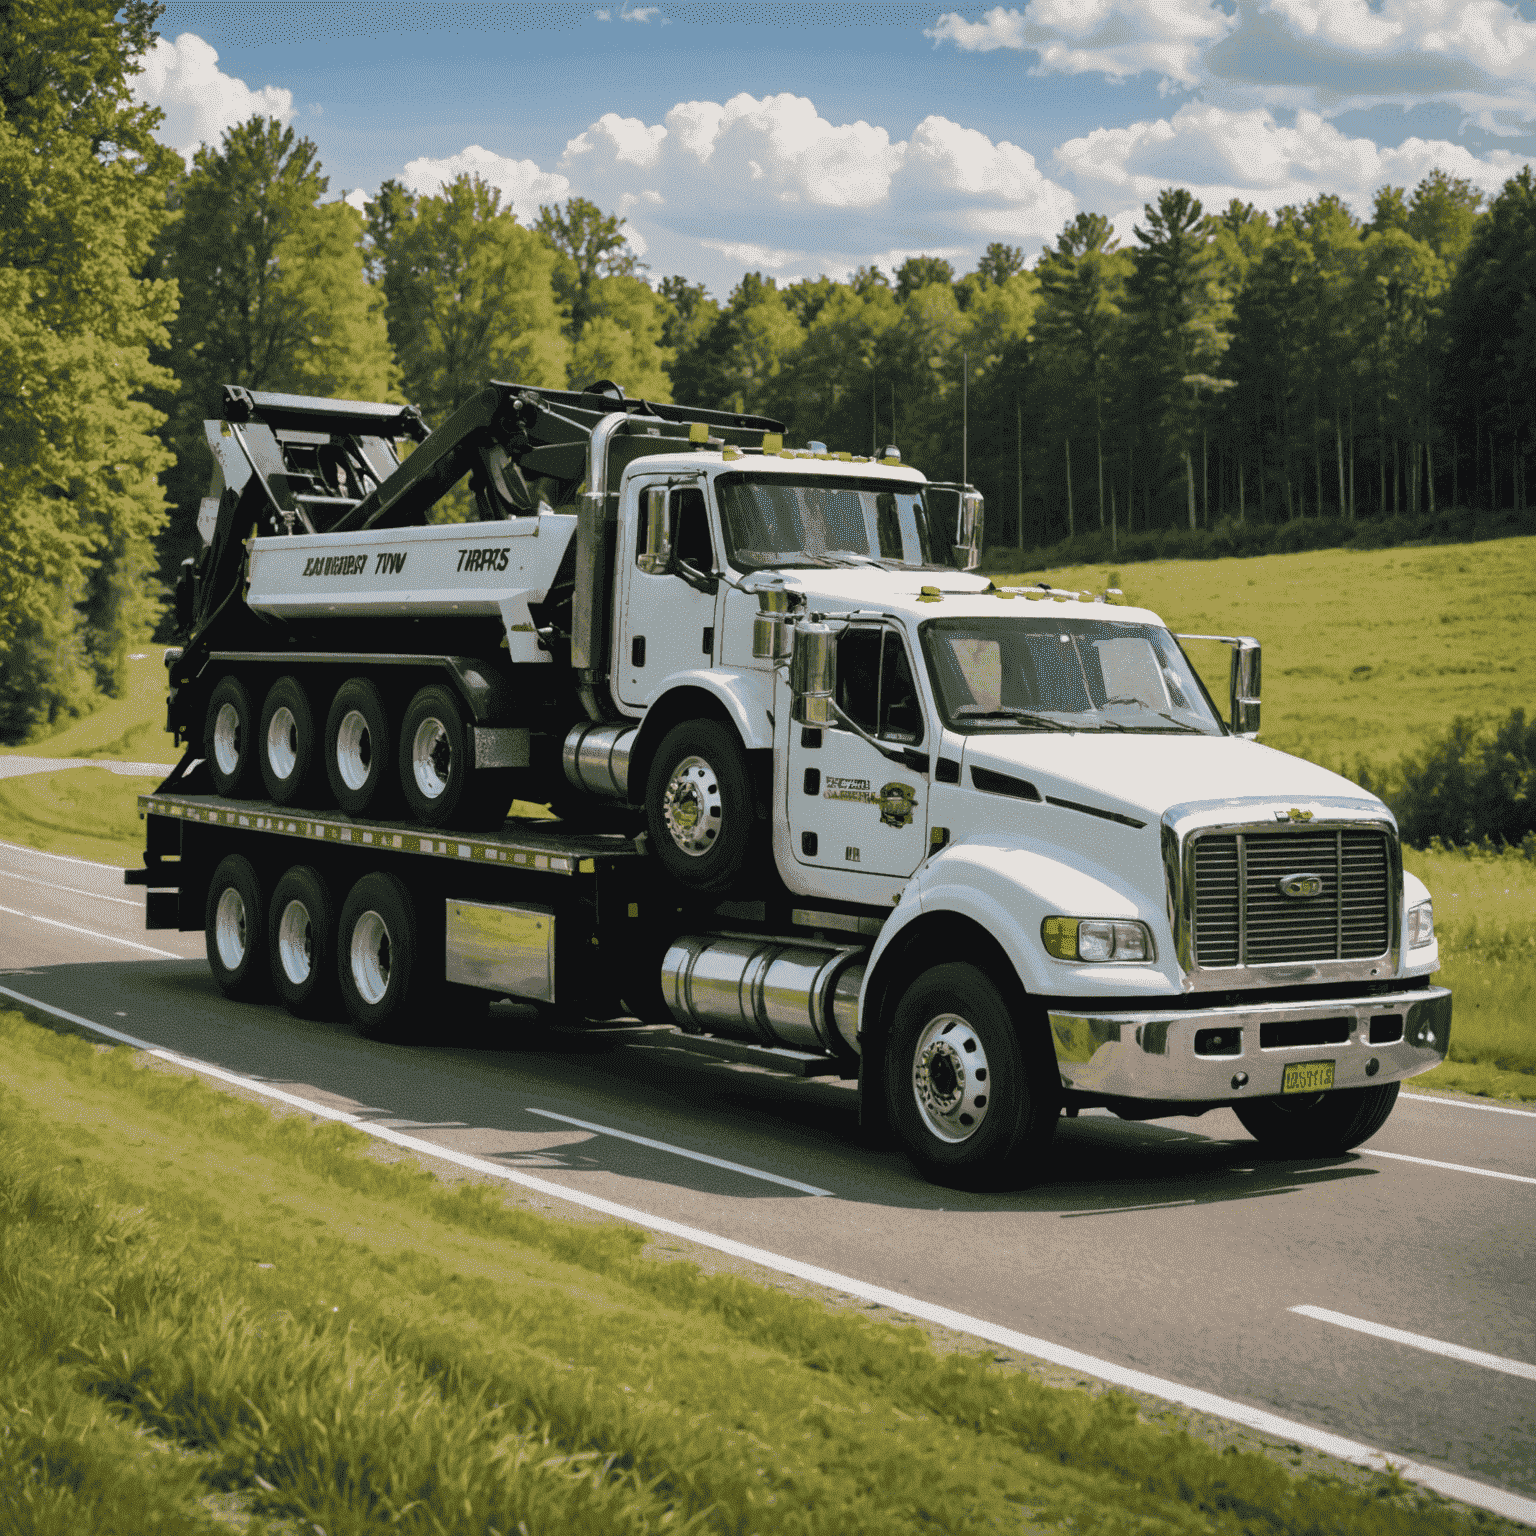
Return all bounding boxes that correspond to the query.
[3,834,1532,1520]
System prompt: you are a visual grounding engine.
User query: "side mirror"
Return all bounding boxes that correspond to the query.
[638,485,672,574]
[953,490,984,571]
[1230,638,1261,739]
[790,621,838,726]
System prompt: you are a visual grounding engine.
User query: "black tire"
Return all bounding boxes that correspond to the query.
[644,719,756,894]
[1234,1081,1400,1156]
[205,854,268,1000]
[337,871,424,1041]
[398,684,512,830]
[267,864,339,1018]
[258,675,324,806]
[203,675,260,799]
[885,962,1059,1190]
[324,677,394,817]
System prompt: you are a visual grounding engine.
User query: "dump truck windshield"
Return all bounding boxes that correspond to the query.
[715,473,949,572]
[921,616,1225,736]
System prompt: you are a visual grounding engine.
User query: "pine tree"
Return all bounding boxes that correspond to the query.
[0,0,180,739]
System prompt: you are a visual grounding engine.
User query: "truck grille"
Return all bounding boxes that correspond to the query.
[1192,829,1391,968]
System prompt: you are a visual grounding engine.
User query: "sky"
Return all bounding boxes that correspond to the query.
[134,0,1536,296]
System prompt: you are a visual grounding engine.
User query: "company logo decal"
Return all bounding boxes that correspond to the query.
[457,547,511,573]
[877,781,917,828]
[299,551,408,578]
[1278,872,1324,899]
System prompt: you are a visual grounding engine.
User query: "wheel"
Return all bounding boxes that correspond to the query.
[337,871,425,1040]
[324,677,394,817]
[398,684,512,830]
[1234,1081,1400,1156]
[267,864,339,1018]
[885,962,1059,1190]
[644,719,756,894]
[204,854,268,1000]
[203,675,260,798]
[258,676,324,806]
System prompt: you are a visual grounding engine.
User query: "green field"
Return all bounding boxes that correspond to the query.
[2,1007,1513,1536]
[1001,534,1536,770]
[0,648,179,764]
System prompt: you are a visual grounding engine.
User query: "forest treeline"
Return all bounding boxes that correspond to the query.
[4,2,1536,740]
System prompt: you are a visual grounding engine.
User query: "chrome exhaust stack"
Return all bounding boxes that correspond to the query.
[661,935,864,1056]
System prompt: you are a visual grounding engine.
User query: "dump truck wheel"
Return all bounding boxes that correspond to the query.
[205,854,269,1000]
[268,864,339,1018]
[325,677,395,817]
[1234,1081,1399,1156]
[259,676,324,806]
[204,675,260,799]
[885,962,1058,1190]
[398,684,511,830]
[644,720,755,895]
[338,871,421,1041]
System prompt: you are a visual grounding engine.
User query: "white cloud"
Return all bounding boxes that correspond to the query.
[398,144,572,221]
[621,4,661,19]
[700,238,799,270]
[343,187,369,212]
[927,1,1235,85]
[131,32,294,161]
[1054,101,1524,216]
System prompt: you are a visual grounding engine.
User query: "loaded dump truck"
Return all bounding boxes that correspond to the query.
[130,380,1451,1188]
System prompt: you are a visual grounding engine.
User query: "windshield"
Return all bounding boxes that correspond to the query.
[715,473,950,572]
[921,616,1224,736]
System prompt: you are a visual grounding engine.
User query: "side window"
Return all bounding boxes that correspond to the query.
[836,627,924,745]
[672,487,712,572]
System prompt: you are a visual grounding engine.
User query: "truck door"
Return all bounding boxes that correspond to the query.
[616,478,720,709]
[787,622,929,879]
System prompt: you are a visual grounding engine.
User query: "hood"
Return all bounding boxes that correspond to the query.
[963,732,1389,827]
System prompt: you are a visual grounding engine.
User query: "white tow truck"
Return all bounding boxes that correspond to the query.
[134,381,1451,1188]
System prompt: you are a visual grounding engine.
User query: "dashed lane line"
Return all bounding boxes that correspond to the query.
[0,904,182,958]
[525,1106,832,1196]
[1291,1306,1536,1382]
[1362,1148,1536,1186]
[1,982,1532,1529]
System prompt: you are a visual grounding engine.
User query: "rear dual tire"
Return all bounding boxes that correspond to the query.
[399,684,512,830]
[259,676,324,806]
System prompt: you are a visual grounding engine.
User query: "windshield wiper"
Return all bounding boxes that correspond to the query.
[1099,699,1204,734]
[951,706,1073,731]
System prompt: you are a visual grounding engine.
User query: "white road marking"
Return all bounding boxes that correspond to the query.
[1,983,1532,1529]
[0,904,182,959]
[1291,1307,1536,1382]
[1,869,141,907]
[0,838,137,871]
[1363,1148,1536,1186]
[525,1107,831,1195]
[1402,1092,1536,1119]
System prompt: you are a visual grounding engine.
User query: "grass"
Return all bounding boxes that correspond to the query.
[998,534,1536,769]
[0,766,162,867]
[0,1005,1517,1536]
[0,649,180,764]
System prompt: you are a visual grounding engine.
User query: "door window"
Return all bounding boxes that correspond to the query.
[837,626,924,745]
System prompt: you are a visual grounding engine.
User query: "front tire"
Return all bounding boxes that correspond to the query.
[205,854,268,1000]
[644,719,755,894]
[1234,1081,1399,1156]
[268,864,339,1018]
[325,677,394,817]
[885,962,1059,1190]
[204,675,260,799]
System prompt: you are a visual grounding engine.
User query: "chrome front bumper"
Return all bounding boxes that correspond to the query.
[1048,986,1450,1101]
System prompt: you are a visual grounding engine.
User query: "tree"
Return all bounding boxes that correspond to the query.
[535,195,642,341]
[368,174,566,425]
[975,242,1027,287]
[157,117,398,561]
[0,0,179,739]
[1407,168,1484,266]
[1124,188,1230,528]
[568,273,673,400]
[894,255,956,301]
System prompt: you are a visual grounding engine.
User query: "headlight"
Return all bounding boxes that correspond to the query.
[1042,916,1156,963]
[1407,900,1434,948]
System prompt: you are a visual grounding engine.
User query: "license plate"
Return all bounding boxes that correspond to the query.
[1282,1060,1335,1094]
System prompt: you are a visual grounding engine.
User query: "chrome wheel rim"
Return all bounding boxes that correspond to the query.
[336,709,372,791]
[411,716,451,800]
[351,910,390,1004]
[662,755,721,857]
[912,1013,990,1144]
[277,897,313,985]
[214,886,247,971]
[267,705,298,781]
[213,702,241,777]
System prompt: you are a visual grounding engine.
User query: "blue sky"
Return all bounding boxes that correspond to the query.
[137,1,1536,296]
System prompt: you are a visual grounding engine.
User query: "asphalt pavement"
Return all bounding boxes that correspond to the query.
[2,834,1531,1521]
